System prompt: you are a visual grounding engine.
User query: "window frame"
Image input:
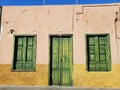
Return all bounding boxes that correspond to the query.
[86,34,111,71]
[12,34,37,72]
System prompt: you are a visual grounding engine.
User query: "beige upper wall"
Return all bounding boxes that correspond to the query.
[0,4,120,64]
[74,5,119,64]
[0,5,74,64]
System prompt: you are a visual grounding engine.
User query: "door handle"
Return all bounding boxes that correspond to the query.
[61,58,62,62]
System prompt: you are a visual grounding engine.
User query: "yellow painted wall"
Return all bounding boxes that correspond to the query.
[73,64,120,88]
[0,64,48,86]
[0,64,120,88]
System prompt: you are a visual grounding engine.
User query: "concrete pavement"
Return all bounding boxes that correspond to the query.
[0,86,119,90]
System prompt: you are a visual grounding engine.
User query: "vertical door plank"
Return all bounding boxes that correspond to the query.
[61,37,70,85]
[52,37,60,85]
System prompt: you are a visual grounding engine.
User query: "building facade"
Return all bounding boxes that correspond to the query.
[0,3,120,87]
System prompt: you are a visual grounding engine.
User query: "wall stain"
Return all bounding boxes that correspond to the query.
[3,21,9,24]
[22,9,28,13]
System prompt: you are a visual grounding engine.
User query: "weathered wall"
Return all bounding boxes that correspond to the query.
[0,4,120,87]
[74,5,119,64]
[0,5,120,64]
[0,6,73,64]
[0,64,120,88]
[73,64,120,88]
[0,64,48,86]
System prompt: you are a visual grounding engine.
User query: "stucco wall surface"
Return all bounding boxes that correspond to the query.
[0,4,120,87]
[73,5,119,64]
[0,6,73,64]
[73,64,120,88]
[0,64,48,86]
[0,64,120,88]
[0,4,120,64]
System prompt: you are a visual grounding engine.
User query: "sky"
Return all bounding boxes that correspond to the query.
[0,0,120,6]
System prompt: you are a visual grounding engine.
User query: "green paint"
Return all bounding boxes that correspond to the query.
[50,36,72,86]
[12,36,36,71]
[86,34,111,71]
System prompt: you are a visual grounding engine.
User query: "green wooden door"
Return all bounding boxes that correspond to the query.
[50,36,72,86]
[13,36,36,71]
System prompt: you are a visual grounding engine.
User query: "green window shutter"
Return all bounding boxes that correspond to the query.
[86,34,111,71]
[106,35,111,70]
[14,37,25,70]
[98,36,107,70]
[25,37,35,70]
[88,36,97,71]
[13,36,36,71]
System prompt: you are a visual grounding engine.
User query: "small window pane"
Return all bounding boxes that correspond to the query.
[99,54,106,62]
[90,54,95,61]
[99,46,106,53]
[89,46,95,53]
[18,37,23,45]
[99,37,106,45]
[89,37,95,45]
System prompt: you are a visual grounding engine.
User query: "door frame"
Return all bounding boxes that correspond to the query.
[48,34,73,86]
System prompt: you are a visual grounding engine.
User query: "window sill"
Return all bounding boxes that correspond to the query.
[11,69,36,72]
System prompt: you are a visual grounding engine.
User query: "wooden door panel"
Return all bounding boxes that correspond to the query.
[52,70,60,85]
[62,37,69,69]
[50,36,72,86]
[61,70,70,85]
[51,37,60,85]
[52,37,59,69]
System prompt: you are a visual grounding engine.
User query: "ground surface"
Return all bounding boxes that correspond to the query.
[0,86,119,90]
